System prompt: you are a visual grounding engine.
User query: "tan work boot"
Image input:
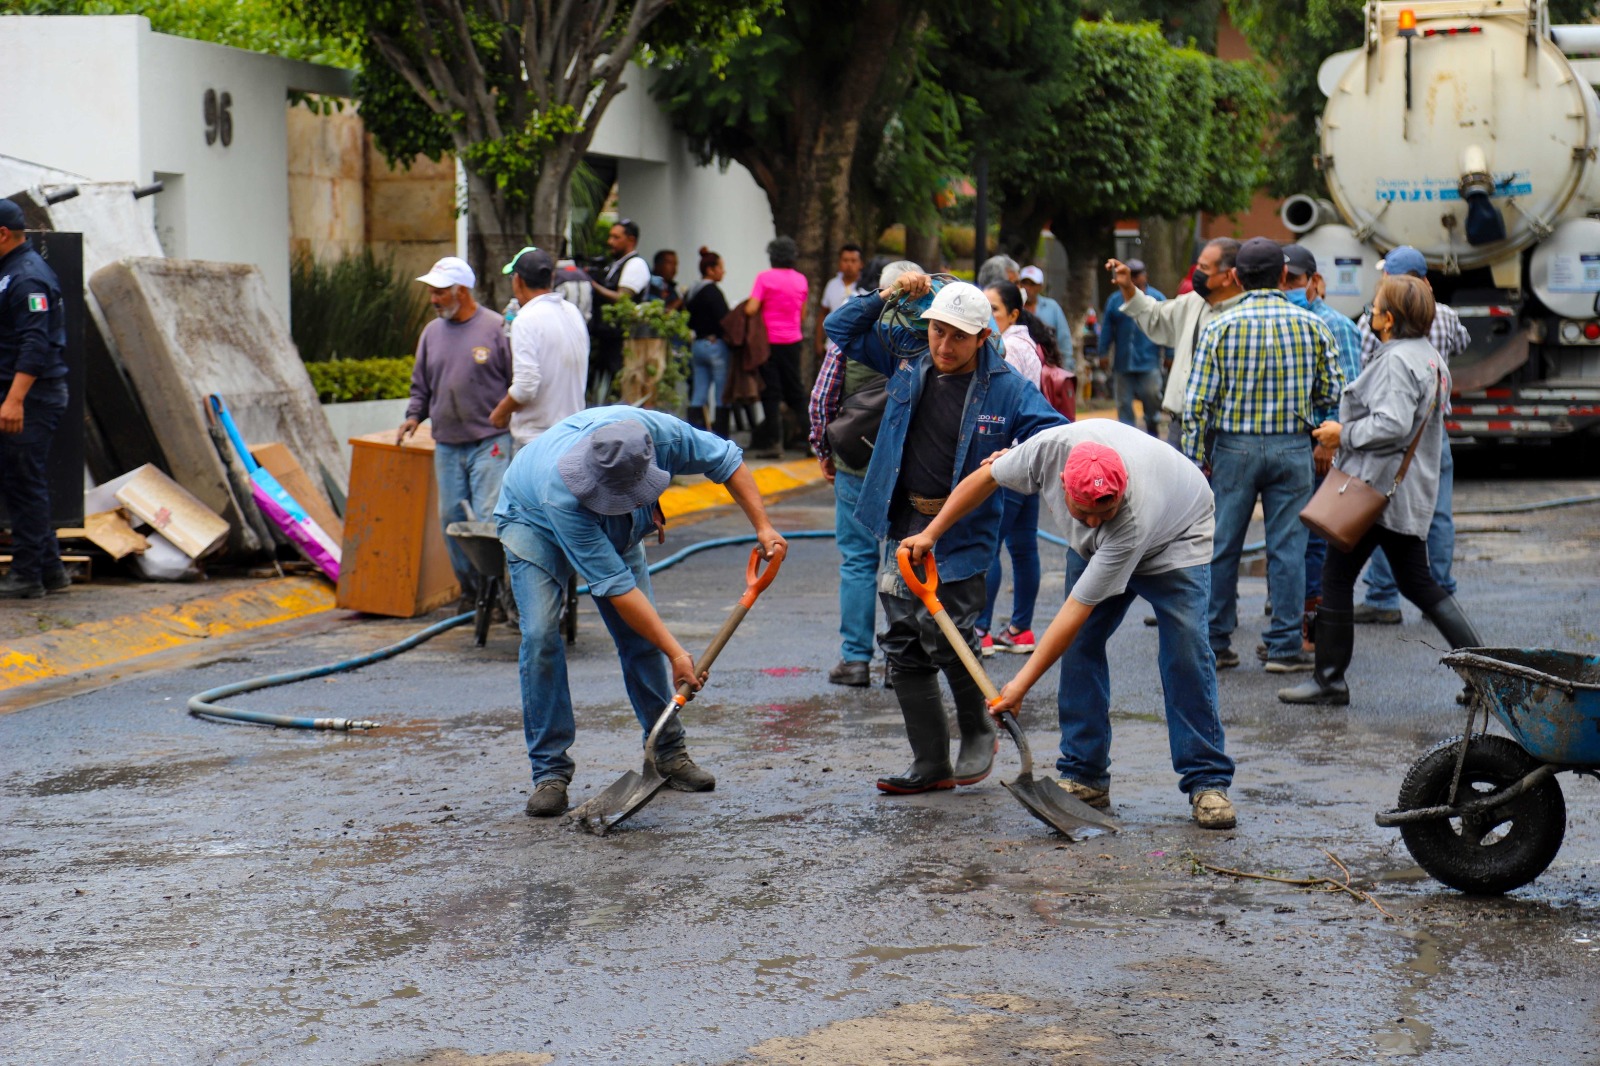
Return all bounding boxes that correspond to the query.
[1056,778,1110,810]
[1190,788,1237,830]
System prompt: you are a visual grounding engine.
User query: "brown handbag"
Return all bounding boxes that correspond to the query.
[1299,370,1440,553]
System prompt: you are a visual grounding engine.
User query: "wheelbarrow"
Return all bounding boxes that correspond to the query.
[445,521,578,647]
[1376,647,1600,895]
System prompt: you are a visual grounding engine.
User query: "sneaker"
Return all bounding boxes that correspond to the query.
[1191,788,1237,830]
[1353,604,1403,625]
[994,627,1036,654]
[979,631,996,658]
[1265,651,1315,673]
[1214,647,1240,669]
[524,779,569,817]
[829,660,871,687]
[657,750,716,793]
[0,573,45,600]
[1056,778,1111,810]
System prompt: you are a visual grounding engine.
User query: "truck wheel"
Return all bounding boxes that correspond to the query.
[1397,735,1565,895]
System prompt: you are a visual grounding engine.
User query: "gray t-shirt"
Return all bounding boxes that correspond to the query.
[990,421,1214,605]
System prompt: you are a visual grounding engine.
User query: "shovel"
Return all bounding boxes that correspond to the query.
[896,547,1119,838]
[570,545,782,835]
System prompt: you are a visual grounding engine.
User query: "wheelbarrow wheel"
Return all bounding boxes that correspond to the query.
[1397,734,1565,895]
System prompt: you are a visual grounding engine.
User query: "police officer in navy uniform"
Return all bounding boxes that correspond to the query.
[0,198,70,599]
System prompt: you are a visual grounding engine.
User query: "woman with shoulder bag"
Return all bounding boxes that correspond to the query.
[1279,274,1483,706]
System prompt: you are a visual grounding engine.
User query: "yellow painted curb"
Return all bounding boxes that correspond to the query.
[660,459,823,520]
[0,576,336,691]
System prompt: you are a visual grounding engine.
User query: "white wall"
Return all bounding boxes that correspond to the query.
[0,16,350,317]
[598,67,775,302]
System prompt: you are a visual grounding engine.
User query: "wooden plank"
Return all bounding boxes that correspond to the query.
[113,464,230,559]
[83,509,149,560]
[249,441,344,544]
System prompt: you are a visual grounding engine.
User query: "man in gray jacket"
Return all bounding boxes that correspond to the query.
[1106,240,1244,447]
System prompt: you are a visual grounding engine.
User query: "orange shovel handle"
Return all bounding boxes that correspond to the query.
[738,545,783,608]
[896,546,942,614]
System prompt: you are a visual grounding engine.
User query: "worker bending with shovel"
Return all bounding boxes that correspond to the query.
[825,275,1064,794]
[495,407,786,817]
[900,420,1238,829]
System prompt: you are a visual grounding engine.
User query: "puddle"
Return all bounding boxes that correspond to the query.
[18,755,238,796]
[846,942,979,981]
[1372,929,1440,1057]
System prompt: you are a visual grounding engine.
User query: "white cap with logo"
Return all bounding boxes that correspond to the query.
[921,281,992,335]
[1018,265,1045,284]
[416,256,476,289]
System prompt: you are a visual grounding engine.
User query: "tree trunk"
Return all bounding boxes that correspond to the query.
[464,169,525,310]
[1053,220,1114,401]
[1137,215,1196,300]
[902,224,942,271]
[998,189,1052,266]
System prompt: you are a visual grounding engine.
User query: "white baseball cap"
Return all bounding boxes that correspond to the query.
[921,281,992,335]
[416,256,476,289]
[1018,265,1045,284]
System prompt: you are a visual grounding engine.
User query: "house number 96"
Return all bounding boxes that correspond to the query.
[204,89,234,147]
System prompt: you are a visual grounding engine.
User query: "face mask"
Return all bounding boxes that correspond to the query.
[1191,269,1211,299]
[1284,288,1310,308]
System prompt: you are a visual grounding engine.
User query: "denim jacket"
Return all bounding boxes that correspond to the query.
[824,293,1067,581]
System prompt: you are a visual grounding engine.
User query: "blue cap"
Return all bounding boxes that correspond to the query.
[0,198,25,231]
[1381,246,1428,277]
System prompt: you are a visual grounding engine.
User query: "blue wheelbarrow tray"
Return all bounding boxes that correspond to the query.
[445,520,507,581]
[1444,648,1600,765]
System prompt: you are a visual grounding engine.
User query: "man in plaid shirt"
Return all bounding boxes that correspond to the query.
[1351,246,1468,625]
[1181,237,1345,673]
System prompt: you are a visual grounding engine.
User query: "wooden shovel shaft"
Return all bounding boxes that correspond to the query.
[927,606,1001,702]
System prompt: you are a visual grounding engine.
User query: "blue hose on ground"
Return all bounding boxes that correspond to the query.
[187,523,1267,731]
[187,529,842,730]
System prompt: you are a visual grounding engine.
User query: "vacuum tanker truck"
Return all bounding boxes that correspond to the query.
[1292,0,1600,448]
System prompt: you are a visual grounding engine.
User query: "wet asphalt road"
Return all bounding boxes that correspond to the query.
[3,477,1600,1065]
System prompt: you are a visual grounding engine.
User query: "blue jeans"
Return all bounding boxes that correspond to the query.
[833,469,879,662]
[504,528,685,785]
[434,433,512,592]
[0,377,67,581]
[1115,369,1164,432]
[979,488,1041,633]
[1057,553,1234,795]
[1208,431,1313,659]
[690,337,731,409]
[1363,438,1456,608]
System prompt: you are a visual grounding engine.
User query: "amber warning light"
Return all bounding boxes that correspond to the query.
[1397,9,1418,36]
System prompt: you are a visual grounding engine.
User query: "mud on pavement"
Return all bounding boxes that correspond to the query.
[2,483,1599,1064]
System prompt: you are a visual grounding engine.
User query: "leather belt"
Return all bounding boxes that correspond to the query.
[908,492,948,516]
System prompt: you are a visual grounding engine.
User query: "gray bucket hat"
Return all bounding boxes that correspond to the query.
[558,420,672,515]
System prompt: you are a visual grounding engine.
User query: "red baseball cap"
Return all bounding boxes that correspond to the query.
[1061,443,1128,507]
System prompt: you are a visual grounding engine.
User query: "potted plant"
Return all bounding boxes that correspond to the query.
[601,296,692,409]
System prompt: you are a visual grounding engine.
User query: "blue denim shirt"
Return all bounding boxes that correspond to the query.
[1099,288,1168,374]
[824,293,1067,582]
[494,406,743,597]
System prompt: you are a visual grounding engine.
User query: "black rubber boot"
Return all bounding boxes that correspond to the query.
[1423,595,1483,650]
[713,406,733,439]
[945,667,997,786]
[751,396,783,455]
[877,669,955,794]
[685,406,708,431]
[1277,608,1353,705]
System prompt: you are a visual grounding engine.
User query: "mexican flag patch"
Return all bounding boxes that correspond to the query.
[27,293,48,312]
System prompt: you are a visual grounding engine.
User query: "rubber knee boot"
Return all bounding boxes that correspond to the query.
[713,406,732,439]
[1423,595,1483,650]
[685,406,708,431]
[1278,608,1353,705]
[753,396,782,451]
[945,667,997,786]
[877,669,955,794]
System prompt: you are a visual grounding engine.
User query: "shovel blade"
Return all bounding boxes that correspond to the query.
[1002,772,1121,837]
[568,767,668,835]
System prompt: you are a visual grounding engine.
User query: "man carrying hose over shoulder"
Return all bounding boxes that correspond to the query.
[900,420,1238,829]
[495,406,787,817]
[825,275,1064,795]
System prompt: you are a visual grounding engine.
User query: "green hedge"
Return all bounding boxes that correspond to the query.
[306,357,415,403]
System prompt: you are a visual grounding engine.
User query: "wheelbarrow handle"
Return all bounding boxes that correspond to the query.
[740,544,783,608]
[896,546,941,613]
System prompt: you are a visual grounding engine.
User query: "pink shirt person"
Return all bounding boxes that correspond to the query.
[749,267,809,344]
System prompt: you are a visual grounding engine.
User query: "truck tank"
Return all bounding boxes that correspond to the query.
[1319,0,1600,279]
